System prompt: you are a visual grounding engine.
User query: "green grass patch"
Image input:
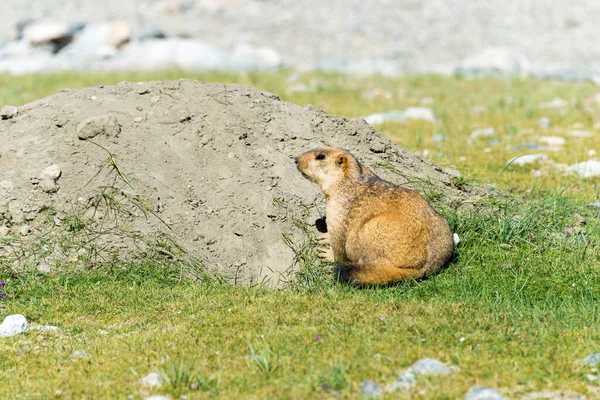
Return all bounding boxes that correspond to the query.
[1,71,600,398]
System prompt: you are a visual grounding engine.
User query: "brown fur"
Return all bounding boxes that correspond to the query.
[295,147,454,286]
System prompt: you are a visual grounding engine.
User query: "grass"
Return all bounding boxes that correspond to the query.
[1,70,600,398]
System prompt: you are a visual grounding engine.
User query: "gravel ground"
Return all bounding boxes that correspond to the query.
[1,0,600,77]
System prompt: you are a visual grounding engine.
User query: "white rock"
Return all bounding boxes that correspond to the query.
[140,372,165,387]
[589,150,597,157]
[0,226,9,237]
[145,396,172,400]
[456,47,531,76]
[0,179,14,190]
[386,370,416,392]
[23,21,70,45]
[453,233,461,246]
[232,44,282,69]
[537,117,551,128]
[36,325,60,332]
[362,108,436,125]
[363,111,405,125]
[106,20,131,48]
[19,224,30,236]
[589,202,600,209]
[506,154,548,166]
[465,386,506,400]
[409,358,452,376]
[37,263,53,274]
[41,164,61,181]
[403,107,437,123]
[71,350,91,359]
[0,105,17,119]
[538,136,565,146]
[567,160,600,178]
[0,314,30,337]
[471,127,495,139]
[578,353,600,366]
[568,129,594,138]
[360,381,383,398]
[540,97,567,109]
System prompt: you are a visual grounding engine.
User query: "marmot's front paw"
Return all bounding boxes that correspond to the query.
[316,233,335,262]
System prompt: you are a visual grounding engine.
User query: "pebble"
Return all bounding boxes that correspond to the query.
[36,325,60,332]
[0,226,9,237]
[360,381,383,398]
[19,224,30,236]
[71,350,91,359]
[362,107,436,125]
[537,117,551,128]
[363,110,406,125]
[0,179,14,190]
[538,136,565,146]
[144,396,172,400]
[506,154,548,166]
[37,263,53,274]
[540,97,567,109]
[566,160,600,178]
[387,370,416,392]
[568,129,594,138]
[409,358,453,376]
[453,233,461,246]
[456,46,531,76]
[41,164,62,181]
[0,314,30,337]
[465,386,506,400]
[403,107,437,123]
[588,202,600,209]
[578,353,600,366]
[0,105,18,119]
[23,21,70,46]
[139,372,165,387]
[471,127,495,139]
[133,117,143,123]
[77,114,121,139]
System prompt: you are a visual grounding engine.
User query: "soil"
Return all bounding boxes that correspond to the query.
[0,80,484,285]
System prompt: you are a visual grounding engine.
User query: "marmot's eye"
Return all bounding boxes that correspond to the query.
[315,153,326,160]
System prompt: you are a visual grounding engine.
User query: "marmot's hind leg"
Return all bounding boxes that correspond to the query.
[333,263,424,286]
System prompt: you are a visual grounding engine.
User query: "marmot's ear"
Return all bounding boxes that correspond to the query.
[336,154,348,170]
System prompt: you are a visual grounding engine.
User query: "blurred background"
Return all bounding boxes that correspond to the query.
[1,0,600,79]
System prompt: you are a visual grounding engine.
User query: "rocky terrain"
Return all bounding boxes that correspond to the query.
[0,80,481,284]
[1,0,600,78]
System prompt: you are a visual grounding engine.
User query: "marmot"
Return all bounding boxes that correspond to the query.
[295,147,454,286]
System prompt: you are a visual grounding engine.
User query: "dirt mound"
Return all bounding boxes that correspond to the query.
[0,80,483,284]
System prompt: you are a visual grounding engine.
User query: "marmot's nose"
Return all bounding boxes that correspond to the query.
[294,156,299,165]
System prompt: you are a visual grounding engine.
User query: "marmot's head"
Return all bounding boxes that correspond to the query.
[295,147,359,193]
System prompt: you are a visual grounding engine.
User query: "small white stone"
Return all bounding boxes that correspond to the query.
[0,226,9,237]
[71,350,91,359]
[37,263,53,274]
[41,164,62,181]
[453,233,461,246]
[471,127,495,139]
[569,129,594,138]
[140,372,165,387]
[19,224,30,236]
[134,117,143,123]
[465,386,506,400]
[0,180,14,190]
[567,160,600,178]
[0,105,17,119]
[484,148,491,153]
[145,396,172,400]
[538,136,565,146]
[540,97,567,109]
[409,358,453,376]
[506,154,548,166]
[0,314,30,337]
[589,150,597,157]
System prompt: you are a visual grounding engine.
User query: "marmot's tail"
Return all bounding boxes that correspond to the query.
[333,263,424,286]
